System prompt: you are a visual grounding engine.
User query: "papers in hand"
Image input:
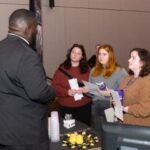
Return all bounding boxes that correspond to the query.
[110,90,123,121]
[104,107,115,122]
[68,78,83,101]
[82,80,100,96]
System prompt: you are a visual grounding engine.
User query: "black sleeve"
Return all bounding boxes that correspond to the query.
[88,55,96,68]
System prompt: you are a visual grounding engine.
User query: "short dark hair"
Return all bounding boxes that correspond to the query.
[9,9,37,29]
[129,48,150,77]
[62,44,89,73]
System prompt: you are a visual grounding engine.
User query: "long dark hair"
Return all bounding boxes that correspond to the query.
[129,48,150,77]
[62,44,89,73]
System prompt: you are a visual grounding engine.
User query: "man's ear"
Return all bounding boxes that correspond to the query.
[24,26,32,43]
[140,61,144,68]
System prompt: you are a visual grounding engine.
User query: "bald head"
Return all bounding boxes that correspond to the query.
[8,9,37,43]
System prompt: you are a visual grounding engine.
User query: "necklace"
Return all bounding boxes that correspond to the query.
[123,77,138,90]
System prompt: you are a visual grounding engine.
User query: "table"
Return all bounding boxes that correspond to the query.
[49,118,101,150]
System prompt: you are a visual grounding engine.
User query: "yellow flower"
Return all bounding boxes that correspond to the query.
[76,134,83,144]
[69,134,76,144]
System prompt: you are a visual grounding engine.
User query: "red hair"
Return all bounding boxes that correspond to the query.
[91,44,118,78]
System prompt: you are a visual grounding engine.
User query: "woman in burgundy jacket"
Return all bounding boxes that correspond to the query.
[52,44,91,125]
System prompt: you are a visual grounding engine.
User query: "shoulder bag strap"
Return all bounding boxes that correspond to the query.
[58,67,84,87]
[58,67,73,79]
[58,67,91,98]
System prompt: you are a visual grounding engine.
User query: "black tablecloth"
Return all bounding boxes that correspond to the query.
[49,118,101,150]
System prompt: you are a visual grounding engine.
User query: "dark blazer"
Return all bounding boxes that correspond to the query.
[0,34,55,145]
[88,54,96,68]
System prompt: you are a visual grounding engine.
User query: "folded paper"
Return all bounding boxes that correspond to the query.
[68,78,83,101]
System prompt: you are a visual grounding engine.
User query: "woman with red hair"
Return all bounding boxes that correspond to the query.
[89,44,127,133]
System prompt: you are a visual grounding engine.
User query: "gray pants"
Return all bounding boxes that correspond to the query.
[92,100,110,135]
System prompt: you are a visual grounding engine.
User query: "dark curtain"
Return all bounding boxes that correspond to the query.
[29,0,43,61]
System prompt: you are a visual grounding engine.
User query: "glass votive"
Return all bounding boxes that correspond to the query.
[97,82,107,91]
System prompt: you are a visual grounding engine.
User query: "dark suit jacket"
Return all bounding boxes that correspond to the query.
[88,55,96,68]
[0,34,55,145]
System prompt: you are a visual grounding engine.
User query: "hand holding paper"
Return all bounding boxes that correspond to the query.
[82,80,111,97]
[68,78,83,101]
[99,90,111,97]
[82,80,100,96]
[110,90,123,121]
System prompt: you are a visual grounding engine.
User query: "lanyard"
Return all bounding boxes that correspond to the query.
[124,77,138,90]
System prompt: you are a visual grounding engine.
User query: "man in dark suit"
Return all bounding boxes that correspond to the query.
[0,9,55,150]
[88,44,100,68]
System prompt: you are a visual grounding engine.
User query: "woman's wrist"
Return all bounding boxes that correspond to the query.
[123,106,129,113]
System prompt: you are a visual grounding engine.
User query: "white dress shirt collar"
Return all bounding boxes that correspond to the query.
[8,33,29,45]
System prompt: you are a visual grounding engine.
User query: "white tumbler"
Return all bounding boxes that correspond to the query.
[50,111,60,142]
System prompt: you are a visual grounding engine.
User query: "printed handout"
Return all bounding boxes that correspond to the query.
[82,80,100,96]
